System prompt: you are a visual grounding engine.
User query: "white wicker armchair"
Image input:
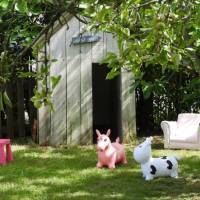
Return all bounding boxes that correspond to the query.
[161,113,200,149]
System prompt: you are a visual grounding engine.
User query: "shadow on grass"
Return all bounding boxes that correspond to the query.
[0,145,199,200]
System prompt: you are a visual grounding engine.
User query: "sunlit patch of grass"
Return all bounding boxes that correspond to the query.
[0,140,199,200]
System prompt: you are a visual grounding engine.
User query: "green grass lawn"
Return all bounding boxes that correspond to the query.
[0,140,200,200]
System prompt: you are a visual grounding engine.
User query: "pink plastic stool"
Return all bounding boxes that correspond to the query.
[0,139,13,165]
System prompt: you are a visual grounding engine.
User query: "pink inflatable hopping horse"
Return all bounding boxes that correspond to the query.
[96,129,127,169]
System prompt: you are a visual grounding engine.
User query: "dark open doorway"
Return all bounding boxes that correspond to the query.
[92,63,122,143]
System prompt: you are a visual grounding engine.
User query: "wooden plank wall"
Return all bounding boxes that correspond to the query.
[38,16,136,145]
[66,17,81,145]
[80,34,93,145]
[0,77,36,140]
[49,25,67,146]
[121,71,136,142]
[38,46,51,145]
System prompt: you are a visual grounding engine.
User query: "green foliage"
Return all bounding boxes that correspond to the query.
[0,0,199,112]
[0,91,12,111]
[51,75,61,89]
[3,90,12,107]
[0,0,71,111]
[81,0,200,111]
[0,92,4,111]
[15,0,28,13]
[29,64,61,111]
[31,87,54,111]
[182,77,200,107]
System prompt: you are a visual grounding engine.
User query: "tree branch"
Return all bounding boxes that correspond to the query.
[14,0,77,61]
[136,0,159,8]
[74,15,88,24]
[136,0,171,9]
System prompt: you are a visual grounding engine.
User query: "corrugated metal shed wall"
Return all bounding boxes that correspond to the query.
[38,16,136,146]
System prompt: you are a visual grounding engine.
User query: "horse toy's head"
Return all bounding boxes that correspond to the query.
[133,137,153,164]
[133,137,180,180]
[96,129,111,152]
[96,129,127,169]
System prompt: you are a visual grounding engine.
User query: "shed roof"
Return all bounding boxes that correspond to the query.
[17,0,77,58]
[33,12,72,48]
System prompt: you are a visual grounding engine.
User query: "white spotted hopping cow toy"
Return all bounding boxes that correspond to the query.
[133,137,180,181]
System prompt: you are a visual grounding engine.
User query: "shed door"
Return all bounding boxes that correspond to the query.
[92,63,122,143]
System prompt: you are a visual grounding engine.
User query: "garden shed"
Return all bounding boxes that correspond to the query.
[36,14,136,146]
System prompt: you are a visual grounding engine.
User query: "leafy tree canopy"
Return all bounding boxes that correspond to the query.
[0,0,199,111]
[80,0,200,98]
[0,0,76,110]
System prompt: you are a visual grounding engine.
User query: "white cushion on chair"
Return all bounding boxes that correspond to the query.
[170,128,198,143]
[177,113,200,129]
[170,113,200,143]
[161,113,200,149]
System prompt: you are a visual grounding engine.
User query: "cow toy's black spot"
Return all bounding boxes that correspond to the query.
[161,156,167,159]
[150,165,157,175]
[166,160,173,170]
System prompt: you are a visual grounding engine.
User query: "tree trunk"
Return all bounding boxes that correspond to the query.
[0,112,2,138]
[28,78,37,142]
[5,82,14,138]
[17,78,25,137]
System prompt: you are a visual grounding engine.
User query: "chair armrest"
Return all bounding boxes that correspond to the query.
[161,121,177,136]
[161,121,177,148]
